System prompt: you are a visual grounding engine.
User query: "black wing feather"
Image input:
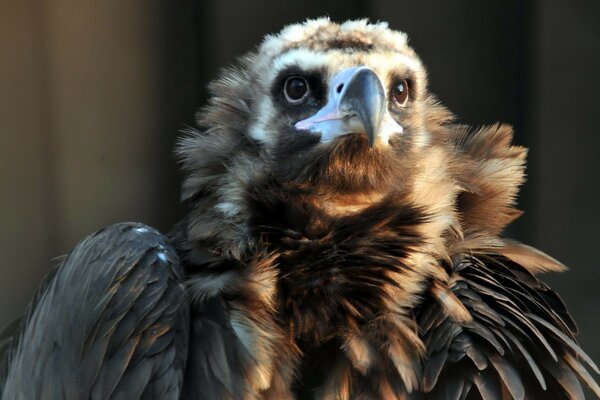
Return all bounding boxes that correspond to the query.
[420,254,600,400]
[0,223,189,400]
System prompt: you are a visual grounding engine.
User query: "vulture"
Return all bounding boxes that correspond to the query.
[1,18,599,400]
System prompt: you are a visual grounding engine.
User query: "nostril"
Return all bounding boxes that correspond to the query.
[336,83,344,93]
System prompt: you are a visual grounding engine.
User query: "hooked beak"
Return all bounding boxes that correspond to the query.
[295,67,403,146]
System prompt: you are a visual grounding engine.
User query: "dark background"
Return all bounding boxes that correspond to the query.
[1,0,599,367]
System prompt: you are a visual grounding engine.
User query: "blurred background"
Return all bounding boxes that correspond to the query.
[1,0,599,365]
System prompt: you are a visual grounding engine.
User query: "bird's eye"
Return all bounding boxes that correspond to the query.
[284,76,309,103]
[391,79,409,106]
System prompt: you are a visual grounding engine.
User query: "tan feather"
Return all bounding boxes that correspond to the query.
[431,281,472,323]
[495,240,567,273]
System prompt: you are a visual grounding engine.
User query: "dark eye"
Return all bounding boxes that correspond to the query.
[284,76,309,103]
[391,79,409,106]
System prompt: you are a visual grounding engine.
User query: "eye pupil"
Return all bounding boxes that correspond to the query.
[392,80,409,105]
[284,77,309,102]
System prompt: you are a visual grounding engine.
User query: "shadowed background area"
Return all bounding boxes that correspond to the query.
[1,0,599,368]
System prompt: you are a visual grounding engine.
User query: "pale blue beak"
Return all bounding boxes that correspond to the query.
[295,67,403,146]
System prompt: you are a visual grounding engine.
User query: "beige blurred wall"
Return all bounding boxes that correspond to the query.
[0,0,195,324]
[1,0,54,326]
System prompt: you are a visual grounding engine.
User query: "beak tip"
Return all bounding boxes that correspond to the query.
[367,131,376,147]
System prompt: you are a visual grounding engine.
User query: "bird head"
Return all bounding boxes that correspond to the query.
[247,19,427,147]
[180,19,452,196]
[243,19,453,192]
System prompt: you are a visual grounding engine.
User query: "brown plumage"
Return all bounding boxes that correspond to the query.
[173,18,599,399]
[1,18,598,400]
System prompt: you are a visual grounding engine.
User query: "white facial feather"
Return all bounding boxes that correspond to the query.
[272,49,331,74]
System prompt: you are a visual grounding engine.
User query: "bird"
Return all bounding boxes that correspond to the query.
[1,17,598,400]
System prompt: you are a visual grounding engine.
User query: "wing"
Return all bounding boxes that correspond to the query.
[419,253,600,400]
[0,222,189,400]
